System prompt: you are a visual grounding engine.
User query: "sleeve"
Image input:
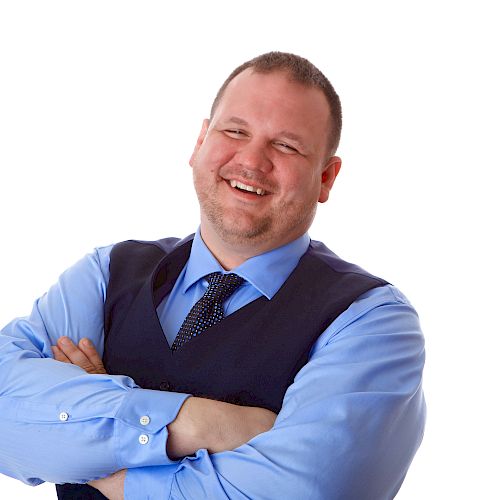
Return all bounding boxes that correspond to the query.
[123,285,426,500]
[0,247,190,486]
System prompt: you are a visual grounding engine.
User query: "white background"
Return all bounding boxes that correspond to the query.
[1,1,498,498]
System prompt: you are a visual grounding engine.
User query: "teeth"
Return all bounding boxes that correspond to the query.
[229,179,265,195]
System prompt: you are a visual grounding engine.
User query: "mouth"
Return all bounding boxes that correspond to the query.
[228,179,267,196]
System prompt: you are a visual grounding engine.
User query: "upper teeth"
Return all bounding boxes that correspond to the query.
[229,180,265,195]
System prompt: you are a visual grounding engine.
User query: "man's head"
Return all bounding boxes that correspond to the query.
[189,52,343,268]
[210,52,342,156]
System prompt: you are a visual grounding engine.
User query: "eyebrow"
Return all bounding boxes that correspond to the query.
[277,130,307,151]
[224,116,249,127]
[223,116,308,152]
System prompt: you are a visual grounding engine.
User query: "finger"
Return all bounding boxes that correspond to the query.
[51,345,71,363]
[57,336,95,372]
[79,338,107,374]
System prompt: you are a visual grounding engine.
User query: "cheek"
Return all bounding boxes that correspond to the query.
[197,138,236,172]
[279,169,319,199]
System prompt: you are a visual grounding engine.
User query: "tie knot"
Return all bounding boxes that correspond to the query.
[205,272,244,302]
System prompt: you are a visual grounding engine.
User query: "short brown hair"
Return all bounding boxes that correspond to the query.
[210,51,342,154]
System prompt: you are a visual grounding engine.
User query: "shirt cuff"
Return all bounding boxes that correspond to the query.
[114,388,190,468]
[125,465,176,500]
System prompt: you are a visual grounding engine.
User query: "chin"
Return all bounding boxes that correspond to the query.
[219,223,270,244]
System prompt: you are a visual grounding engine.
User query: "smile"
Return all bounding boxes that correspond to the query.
[229,179,266,196]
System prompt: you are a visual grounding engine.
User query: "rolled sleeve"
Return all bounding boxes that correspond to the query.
[115,388,190,469]
[125,465,176,500]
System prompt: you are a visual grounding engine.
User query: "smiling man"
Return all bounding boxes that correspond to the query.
[0,52,425,499]
[191,66,341,268]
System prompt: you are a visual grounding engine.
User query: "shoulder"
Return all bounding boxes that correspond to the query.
[87,234,194,287]
[306,239,386,284]
[303,239,422,354]
[313,283,422,352]
[110,234,194,259]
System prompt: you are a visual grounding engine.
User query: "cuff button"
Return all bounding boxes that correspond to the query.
[139,434,149,445]
[140,415,151,426]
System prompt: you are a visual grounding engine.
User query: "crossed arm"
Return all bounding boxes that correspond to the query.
[52,337,277,499]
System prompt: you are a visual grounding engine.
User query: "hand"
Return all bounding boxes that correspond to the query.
[167,396,277,459]
[88,469,126,500]
[51,337,107,374]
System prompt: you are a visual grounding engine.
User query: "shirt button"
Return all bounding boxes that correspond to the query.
[59,412,69,422]
[140,415,150,426]
[139,434,149,445]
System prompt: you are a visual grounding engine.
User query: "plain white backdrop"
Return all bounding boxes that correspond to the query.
[1,1,498,498]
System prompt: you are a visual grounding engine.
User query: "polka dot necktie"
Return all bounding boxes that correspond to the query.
[171,272,244,351]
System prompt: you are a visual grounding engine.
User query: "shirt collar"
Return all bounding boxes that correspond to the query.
[182,227,310,299]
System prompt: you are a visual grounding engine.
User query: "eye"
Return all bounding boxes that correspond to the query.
[224,129,247,138]
[274,142,299,154]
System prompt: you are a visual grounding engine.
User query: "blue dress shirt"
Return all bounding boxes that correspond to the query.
[0,230,425,499]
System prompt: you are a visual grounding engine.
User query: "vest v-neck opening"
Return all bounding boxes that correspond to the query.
[147,239,267,353]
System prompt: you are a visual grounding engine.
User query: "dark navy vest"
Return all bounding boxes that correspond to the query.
[57,235,387,499]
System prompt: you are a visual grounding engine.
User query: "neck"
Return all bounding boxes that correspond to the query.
[198,229,258,270]
[199,224,290,271]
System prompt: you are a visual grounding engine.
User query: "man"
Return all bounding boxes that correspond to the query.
[0,52,425,499]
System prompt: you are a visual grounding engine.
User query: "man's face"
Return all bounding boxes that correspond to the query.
[190,68,341,254]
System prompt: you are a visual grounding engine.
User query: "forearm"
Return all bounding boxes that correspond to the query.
[89,397,277,500]
[166,396,276,459]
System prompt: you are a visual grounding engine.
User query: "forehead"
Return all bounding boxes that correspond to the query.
[213,69,331,148]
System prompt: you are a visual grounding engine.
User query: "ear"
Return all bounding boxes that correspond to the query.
[318,156,342,203]
[189,119,210,167]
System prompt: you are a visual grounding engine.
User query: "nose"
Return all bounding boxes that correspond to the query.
[234,140,273,174]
